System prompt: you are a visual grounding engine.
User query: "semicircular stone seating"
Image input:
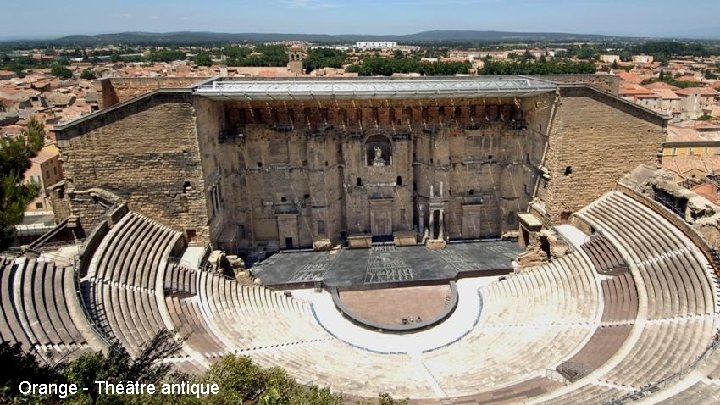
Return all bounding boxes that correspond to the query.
[0,255,105,363]
[2,188,719,403]
[79,211,183,357]
[157,233,607,400]
[534,191,720,404]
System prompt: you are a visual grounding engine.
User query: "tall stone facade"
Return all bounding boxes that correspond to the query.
[193,95,553,250]
[54,78,667,253]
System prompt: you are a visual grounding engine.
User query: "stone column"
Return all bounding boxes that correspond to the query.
[418,204,425,236]
[428,209,435,238]
[439,209,445,240]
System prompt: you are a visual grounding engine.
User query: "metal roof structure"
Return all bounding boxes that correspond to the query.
[192,76,558,100]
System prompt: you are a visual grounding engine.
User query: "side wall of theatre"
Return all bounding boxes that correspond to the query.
[55,92,211,244]
[538,86,666,225]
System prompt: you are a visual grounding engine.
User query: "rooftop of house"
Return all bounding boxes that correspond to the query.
[675,87,719,97]
[667,122,720,143]
[690,182,720,205]
[662,155,720,177]
[652,88,681,100]
[644,81,681,91]
[619,83,655,96]
[30,144,60,164]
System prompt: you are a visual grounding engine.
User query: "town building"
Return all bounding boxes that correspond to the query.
[356,41,397,49]
[23,143,64,212]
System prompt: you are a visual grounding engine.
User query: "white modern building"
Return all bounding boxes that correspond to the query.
[356,41,397,49]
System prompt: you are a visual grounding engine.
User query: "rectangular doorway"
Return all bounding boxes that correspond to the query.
[285,237,294,249]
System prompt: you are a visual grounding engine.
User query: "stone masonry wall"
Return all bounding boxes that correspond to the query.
[56,92,210,243]
[96,77,212,109]
[542,75,620,95]
[541,86,666,223]
[194,97,227,245]
[213,96,551,246]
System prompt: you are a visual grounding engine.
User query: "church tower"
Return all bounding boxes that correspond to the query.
[287,45,305,76]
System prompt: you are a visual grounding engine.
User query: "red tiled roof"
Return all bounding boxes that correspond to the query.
[619,83,654,96]
[663,155,720,177]
[690,183,720,204]
[652,88,681,99]
[675,87,718,97]
[644,81,681,91]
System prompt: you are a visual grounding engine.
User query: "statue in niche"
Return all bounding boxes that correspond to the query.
[366,134,391,166]
[372,145,386,166]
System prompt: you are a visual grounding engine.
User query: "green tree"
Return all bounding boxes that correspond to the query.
[698,113,713,121]
[50,64,73,79]
[203,355,341,404]
[0,341,65,403]
[65,330,182,404]
[0,117,45,250]
[346,57,471,76]
[611,59,619,70]
[194,52,213,67]
[80,69,97,80]
[480,59,595,75]
[576,45,596,60]
[378,392,410,405]
[145,49,186,63]
[303,48,347,73]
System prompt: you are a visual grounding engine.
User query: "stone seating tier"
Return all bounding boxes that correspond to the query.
[582,235,627,275]
[577,192,716,319]
[80,212,182,356]
[0,256,105,363]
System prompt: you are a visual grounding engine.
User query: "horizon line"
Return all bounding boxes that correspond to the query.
[1,29,718,43]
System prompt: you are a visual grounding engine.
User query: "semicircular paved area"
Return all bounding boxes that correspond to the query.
[295,278,487,353]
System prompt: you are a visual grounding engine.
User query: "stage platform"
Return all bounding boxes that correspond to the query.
[252,240,522,289]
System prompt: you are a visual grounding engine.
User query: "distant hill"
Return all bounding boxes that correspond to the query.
[42,30,620,45]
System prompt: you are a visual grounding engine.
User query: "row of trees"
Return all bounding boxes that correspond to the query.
[346,57,472,76]
[0,54,73,78]
[303,48,347,73]
[0,117,45,251]
[480,59,596,75]
[0,331,408,404]
[221,45,289,67]
[629,41,715,58]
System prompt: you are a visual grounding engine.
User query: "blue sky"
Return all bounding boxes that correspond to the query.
[0,0,718,39]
